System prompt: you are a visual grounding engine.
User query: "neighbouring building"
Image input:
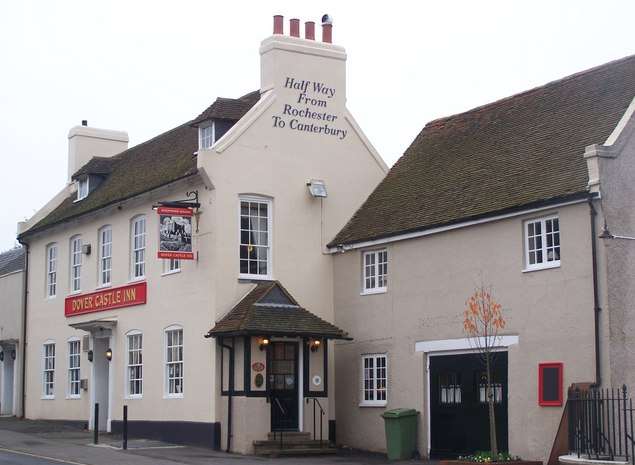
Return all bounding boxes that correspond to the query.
[17,16,387,453]
[0,246,26,417]
[329,55,635,462]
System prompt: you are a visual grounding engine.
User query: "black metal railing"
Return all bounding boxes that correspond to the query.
[305,397,325,446]
[271,395,287,449]
[568,385,634,464]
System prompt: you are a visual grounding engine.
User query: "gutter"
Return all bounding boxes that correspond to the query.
[588,197,602,386]
[17,240,28,418]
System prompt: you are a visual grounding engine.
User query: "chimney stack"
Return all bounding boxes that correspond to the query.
[321,14,332,43]
[304,21,315,40]
[289,18,300,37]
[67,124,128,182]
[273,15,283,34]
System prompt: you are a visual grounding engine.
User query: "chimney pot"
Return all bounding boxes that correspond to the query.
[82,120,88,127]
[305,21,315,40]
[321,23,332,43]
[289,18,300,37]
[273,15,284,35]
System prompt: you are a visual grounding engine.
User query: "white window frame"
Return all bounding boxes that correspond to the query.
[98,226,112,287]
[46,243,57,298]
[360,353,388,407]
[42,341,56,399]
[239,196,273,280]
[76,178,89,201]
[67,338,81,399]
[130,215,147,280]
[524,215,561,272]
[361,249,388,295]
[199,122,215,150]
[164,326,184,398]
[162,258,181,276]
[126,331,143,399]
[70,236,82,293]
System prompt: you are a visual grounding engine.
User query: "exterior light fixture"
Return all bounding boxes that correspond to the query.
[309,339,321,352]
[0,352,3,362]
[105,348,113,361]
[87,350,94,362]
[307,179,328,198]
[599,222,635,240]
[259,338,270,351]
[11,350,16,360]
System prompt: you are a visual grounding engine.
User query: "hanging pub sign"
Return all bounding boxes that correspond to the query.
[158,206,194,260]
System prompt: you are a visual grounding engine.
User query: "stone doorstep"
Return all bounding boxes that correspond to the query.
[266,431,312,441]
[559,454,629,465]
[255,447,338,457]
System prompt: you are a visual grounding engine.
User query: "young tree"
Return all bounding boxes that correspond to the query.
[463,286,506,456]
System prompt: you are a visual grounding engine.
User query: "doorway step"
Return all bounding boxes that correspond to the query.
[254,432,336,456]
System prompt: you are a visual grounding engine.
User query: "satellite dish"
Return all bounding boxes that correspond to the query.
[321,14,333,25]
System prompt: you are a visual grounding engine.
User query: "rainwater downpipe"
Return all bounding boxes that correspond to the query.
[589,197,602,386]
[220,338,234,452]
[17,240,29,418]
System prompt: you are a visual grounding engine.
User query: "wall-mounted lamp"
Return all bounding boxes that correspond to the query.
[0,352,3,362]
[307,179,328,198]
[309,339,322,352]
[599,222,635,241]
[259,338,270,351]
[81,243,91,255]
[10,350,16,360]
[105,348,113,361]
[87,350,94,362]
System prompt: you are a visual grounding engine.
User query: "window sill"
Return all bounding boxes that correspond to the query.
[66,395,81,400]
[46,295,57,300]
[359,402,387,408]
[95,283,112,290]
[128,277,146,283]
[68,290,82,296]
[41,396,55,400]
[361,288,387,296]
[239,274,273,282]
[164,394,184,400]
[522,262,561,273]
[162,269,181,277]
[126,395,143,400]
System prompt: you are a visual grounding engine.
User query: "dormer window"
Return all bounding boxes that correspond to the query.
[76,178,89,201]
[199,123,215,150]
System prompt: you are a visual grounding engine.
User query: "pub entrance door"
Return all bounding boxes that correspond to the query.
[429,352,508,458]
[268,341,299,431]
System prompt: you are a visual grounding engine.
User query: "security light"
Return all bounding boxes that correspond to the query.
[307,179,328,198]
[259,337,270,351]
[105,348,113,361]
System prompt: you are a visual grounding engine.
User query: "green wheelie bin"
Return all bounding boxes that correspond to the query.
[381,408,418,460]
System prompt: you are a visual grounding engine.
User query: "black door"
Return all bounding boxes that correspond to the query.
[430,352,508,458]
[268,342,299,431]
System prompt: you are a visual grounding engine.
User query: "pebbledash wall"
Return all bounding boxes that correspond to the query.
[18,17,386,454]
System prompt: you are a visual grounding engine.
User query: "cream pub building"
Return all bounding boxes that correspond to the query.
[18,16,387,453]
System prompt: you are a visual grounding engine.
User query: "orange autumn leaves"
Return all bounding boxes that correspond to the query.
[463,288,506,337]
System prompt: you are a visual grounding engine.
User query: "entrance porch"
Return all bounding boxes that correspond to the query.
[205,281,351,455]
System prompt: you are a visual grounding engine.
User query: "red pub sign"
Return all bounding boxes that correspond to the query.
[64,282,147,317]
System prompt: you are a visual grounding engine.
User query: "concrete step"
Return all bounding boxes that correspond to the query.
[266,431,311,441]
[254,439,330,449]
[254,446,337,457]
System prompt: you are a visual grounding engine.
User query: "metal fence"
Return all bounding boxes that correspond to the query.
[568,385,635,464]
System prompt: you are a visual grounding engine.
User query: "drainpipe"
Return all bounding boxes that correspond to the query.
[220,338,234,452]
[17,240,29,418]
[588,197,602,386]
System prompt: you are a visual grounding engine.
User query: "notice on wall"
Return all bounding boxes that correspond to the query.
[158,207,194,260]
[271,76,348,140]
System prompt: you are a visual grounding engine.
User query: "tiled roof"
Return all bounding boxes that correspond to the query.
[71,157,120,180]
[191,90,260,126]
[0,247,25,276]
[19,90,261,239]
[330,55,635,247]
[205,281,350,340]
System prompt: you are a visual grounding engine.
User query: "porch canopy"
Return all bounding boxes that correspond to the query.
[205,281,351,340]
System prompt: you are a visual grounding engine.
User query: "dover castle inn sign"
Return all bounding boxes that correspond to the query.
[271,77,348,140]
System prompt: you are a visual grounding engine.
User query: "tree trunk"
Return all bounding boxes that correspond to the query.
[486,353,499,456]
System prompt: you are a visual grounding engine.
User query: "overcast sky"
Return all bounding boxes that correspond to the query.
[1,0,634,251]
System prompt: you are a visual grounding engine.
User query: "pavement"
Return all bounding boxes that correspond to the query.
[0,417,427,465]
